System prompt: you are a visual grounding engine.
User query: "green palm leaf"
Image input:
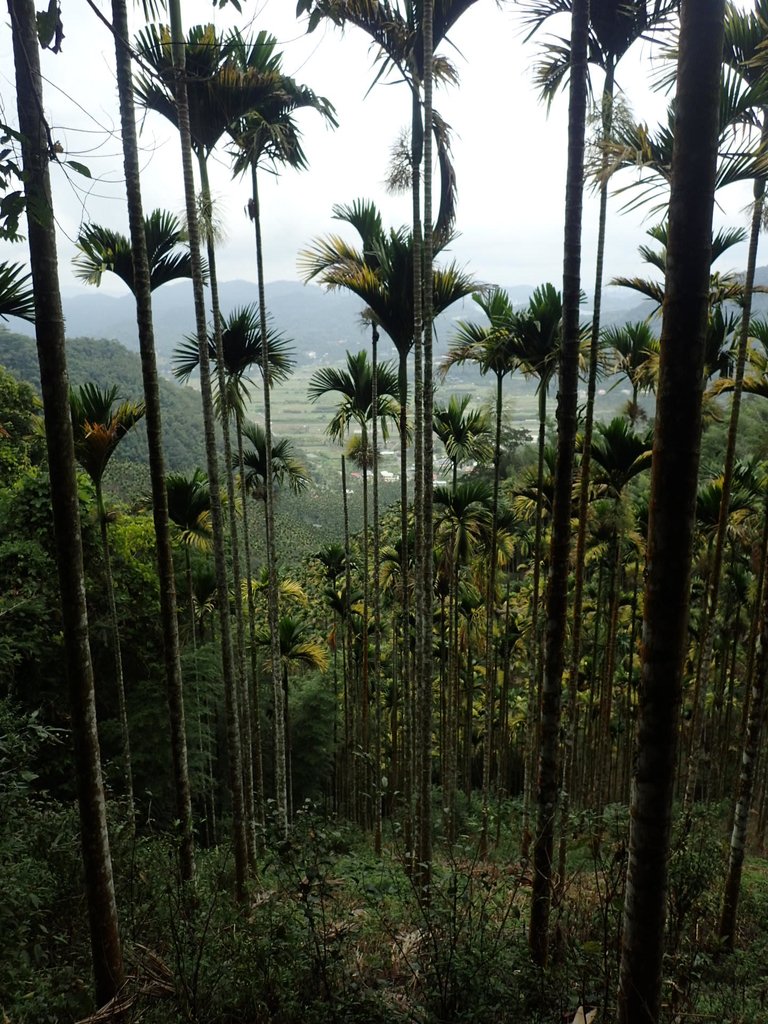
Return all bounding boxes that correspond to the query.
[0,262,34,322]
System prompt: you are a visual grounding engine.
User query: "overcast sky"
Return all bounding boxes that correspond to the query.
[0,1,757,300]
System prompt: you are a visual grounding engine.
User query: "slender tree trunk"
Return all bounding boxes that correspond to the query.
[372,325,384,854]
[397,351,412,846]
[197,154,256,864]
[529,0,588,968]
[10,0,124,1002]
[409,65,426,882]
[523,383,548,854]
[249,165,287,836]
[96,480,135,822]
[617,5,725,1019]
[361,424,371,827]
[417,0,435,889]
[480,374,503,855]
[110,0,193,879]
[168,0,247,900]
[341,454,356,819]
[238,421,266,832]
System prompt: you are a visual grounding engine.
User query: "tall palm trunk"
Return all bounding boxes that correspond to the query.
[197,154,256,863]
[372,325,384,854]
[410,68,428,884]
[417,0,436,887]
[529,0,588,969]
[397,350,413,845]
[523,382,549,853]
[110,0,193,879]
[560,61,615,882]
[168,0,248,900]
[361,422,371,827]
[95,479,134,820]
[10,0,124,1002]
[237,418,266,830]
[684,119,768,810]
[617,3,726,1019]
[249,165,288,836]
[480,372,503,854]
[341,454,356,818]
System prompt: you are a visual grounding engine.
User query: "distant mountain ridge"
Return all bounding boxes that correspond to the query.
[12,267,768,370]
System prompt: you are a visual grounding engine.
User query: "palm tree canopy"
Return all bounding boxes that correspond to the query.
[226,28,337,176]
[254,614,328,672]
[587,417,653,497]
[520,0,679,104]
[166,468,212,550]
[240,420,310,500]
[433,394,494,472]
[444,287,529,381]
[598,71,768,215]
[0,262,34,322]
[173,305,295,394]
[602,321,656,391]
[69,382,145,487]
[314,543,347,585]
[297,0,478,88]
[516,282,565,387]
[433,479,493,563]
[611,221,754,312]
[308,348,402,441]
[134,23,289,159]
[299,199,476,357]
[242,567,308,606]
[73,209,195,294]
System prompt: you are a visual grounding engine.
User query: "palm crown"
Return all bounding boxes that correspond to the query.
[73,209,195,295]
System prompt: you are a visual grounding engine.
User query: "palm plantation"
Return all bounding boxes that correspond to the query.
[9,2,768,1022]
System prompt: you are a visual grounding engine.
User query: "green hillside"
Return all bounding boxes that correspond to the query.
[0,329,208,480]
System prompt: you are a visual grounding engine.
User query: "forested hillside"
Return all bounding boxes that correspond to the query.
[3,2,768,1024]
[0,329,207,480]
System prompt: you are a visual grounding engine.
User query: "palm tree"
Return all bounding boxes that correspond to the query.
[173,305,294,403]
[528,0,590,966]
[9,0,124,1002]
[433,479,493,842]
[443,285,530,851]
[302,205,474,840]
[165,466,215,834]
[300,199,476,494]
[220,31,335,841]
[240,422,310,508]
[521,11,676,862]
[166,467,212,637]
[681,5,768,814]
[157,0,248,899]
[309,349,400,824]
[588,419,653,808]
[617,3,727,1019]
[0,262,34,322]
[433,394,494,491]
[612,221,750,313]
[254,615,329,820]
[137,26,283,863]
[80,0,197,882]
[603,322,656,423]
[70,383,145,820]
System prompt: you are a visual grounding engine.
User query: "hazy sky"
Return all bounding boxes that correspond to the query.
[0,1,757,300]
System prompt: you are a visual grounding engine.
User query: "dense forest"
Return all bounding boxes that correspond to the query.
[2,1,768,1022]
